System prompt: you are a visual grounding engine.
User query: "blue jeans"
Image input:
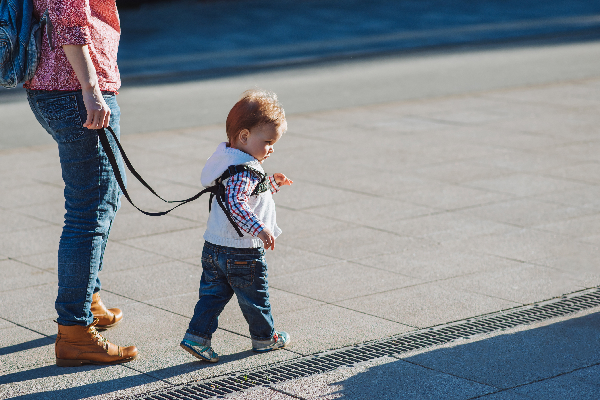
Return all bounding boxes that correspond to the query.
[27,90,125,327]
[187,242,275,342]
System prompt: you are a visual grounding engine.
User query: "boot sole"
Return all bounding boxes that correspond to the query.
[56,355,137,367]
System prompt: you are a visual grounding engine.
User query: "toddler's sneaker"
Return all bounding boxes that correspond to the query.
[252,331,290,353]
[180,339,219,363]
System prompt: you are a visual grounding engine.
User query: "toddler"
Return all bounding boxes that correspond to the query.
[181,89,293,362]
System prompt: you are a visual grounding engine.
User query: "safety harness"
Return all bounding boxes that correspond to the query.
[97,126,268,237]
[208,165,269,237]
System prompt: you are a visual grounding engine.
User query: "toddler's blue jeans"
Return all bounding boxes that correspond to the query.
[27,90,124,327]
[187,242,275,342]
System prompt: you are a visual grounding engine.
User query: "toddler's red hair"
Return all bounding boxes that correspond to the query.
[226,89,286,144]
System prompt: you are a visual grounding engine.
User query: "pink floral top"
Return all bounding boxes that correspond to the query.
[24,0,121,92]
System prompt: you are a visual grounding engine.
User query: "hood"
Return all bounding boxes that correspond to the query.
[201,142,263,187]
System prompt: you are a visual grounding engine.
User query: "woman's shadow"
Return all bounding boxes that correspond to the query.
[1,336,255,400]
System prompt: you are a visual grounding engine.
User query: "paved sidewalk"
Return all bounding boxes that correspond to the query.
[1,72,600,398]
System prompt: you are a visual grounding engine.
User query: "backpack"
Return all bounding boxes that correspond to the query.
[0,0,52,88]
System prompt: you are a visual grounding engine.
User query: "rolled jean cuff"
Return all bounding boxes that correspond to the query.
[184,332,211,347]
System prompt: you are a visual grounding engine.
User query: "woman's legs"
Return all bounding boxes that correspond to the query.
[27,90,124,326]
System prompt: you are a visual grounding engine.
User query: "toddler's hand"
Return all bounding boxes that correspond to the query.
[258,228,276,250]
[274,173,293,186]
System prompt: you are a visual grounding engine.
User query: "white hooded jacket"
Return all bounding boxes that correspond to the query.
[201,142,281,248]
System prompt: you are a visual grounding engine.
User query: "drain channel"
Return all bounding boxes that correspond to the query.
[135,287,600,400]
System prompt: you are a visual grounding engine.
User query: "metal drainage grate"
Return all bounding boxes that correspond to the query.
[135,287,600,400]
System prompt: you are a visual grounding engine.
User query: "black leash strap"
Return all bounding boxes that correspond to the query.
[98,126,211,216]
[97,127,245,237]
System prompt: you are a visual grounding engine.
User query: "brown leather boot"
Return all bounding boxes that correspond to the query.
[91,292,122,330]
[55,319,138,367]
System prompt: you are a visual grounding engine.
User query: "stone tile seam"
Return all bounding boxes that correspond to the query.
[399,358,501,394]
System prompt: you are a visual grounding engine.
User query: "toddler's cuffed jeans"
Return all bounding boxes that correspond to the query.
[187,242,275,342]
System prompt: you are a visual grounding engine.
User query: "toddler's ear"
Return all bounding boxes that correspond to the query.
[238,129,250,144]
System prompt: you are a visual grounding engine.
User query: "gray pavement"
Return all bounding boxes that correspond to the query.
[2,67,600,399]
[2,1,600,399]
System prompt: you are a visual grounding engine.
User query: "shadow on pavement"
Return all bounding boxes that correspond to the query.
[330,312,600,399]
[0,335,56,357]
[1,349,257,396]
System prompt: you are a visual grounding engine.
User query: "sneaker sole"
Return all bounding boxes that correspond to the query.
[252,340,290,353]
[180,343,219,363]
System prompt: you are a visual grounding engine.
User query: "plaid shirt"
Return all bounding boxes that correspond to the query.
[226,171,280,236]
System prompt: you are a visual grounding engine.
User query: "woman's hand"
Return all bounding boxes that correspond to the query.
[81,85,111,129]
[258,228,276,250]
[274,173,293,186]
[62,44,111,129]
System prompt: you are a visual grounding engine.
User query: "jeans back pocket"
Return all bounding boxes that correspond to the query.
[35,94,86,143]
[226,259,255,288]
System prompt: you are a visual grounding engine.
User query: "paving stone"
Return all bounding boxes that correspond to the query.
[353,242,514,281]
[0,284,56,325]
[545,161,600,185]
[0,183,64,209]
[534,186,600,211]
[465,172,590,198]
[274,209,357,242]
[273,356,496,400]
[274,181,368,211]
[405,312,600,389]
[271,304,412,355]
[99,260,203,302]
[269,261,423,303]
[109,210,203,241]
[0,209,54,234]
[446,227,597,264]
[120,227,205,260]
[534,213,600,240]
[512,373,600,400]
[335,282,518,328]
[533,250,600,288]
[457,198,596,228]
[391,182,515,211]
[0,362,166,400]
[13,202,66,226]
[443,263,588,304]
[0,225,61,258]
[0,259,55,292]
[471,149,581,174]
[413,159,514,184]
[282,226,424,260]
[262,245,342,277]
[306,195,436,229]
[383,211,515,242]
[0,326,55,379]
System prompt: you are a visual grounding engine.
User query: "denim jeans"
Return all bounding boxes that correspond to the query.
[187,242,275,342]
[27,90,125,327]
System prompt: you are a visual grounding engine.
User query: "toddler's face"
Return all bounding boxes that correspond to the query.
[240,122,285,163]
